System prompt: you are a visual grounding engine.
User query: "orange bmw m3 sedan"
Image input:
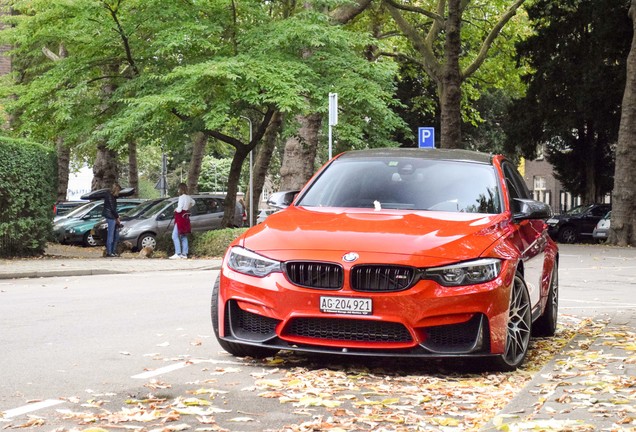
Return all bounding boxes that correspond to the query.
[212,148,559,371]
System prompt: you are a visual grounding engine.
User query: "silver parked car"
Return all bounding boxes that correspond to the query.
[118,195,242,250]
[592,211,611,241]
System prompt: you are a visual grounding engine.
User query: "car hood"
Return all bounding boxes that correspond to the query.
[241,206,509,262]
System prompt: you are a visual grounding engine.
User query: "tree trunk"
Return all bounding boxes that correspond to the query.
[222,146,249,227]
[249,111,283,224]
[439,0,463,149]
[56,138,70,201]
[91,143,118,190]
[187,132,207,194]
[609,1,636,246]
[279,113,322,190]
[128,141,138,196]
[92,67,119,190]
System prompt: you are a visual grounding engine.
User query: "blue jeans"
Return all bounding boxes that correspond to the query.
[106,218,119,255]
[172,225,188,256]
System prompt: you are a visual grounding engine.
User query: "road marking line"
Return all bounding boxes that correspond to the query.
[132,362,189,379]
[2,399,65,418]
[131,358,246,379]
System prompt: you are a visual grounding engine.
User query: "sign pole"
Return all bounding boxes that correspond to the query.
[328,93,338,159]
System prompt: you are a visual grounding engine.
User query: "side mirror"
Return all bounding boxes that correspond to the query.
[513,198,552,221]
[267,190,300,209]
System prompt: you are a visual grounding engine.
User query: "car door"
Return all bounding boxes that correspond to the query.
[190,197,224,232]
[155,201,177,236]
[502,161,548,309]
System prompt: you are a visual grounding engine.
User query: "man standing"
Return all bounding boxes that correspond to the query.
[103,182,121,257]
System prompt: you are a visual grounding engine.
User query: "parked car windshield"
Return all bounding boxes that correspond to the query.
[297,156,502,214]
[63,201,95,218]
[137,199,175,219]
[121,199,166,219]
[564,205,592,215]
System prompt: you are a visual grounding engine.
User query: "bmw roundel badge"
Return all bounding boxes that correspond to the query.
[342,252,359,263]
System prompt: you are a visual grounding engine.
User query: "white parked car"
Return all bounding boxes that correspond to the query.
[592,211,611,241]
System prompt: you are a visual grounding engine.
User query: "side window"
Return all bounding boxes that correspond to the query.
[590,206,608,217]
[157,202,177,220]
[87,205,103,218]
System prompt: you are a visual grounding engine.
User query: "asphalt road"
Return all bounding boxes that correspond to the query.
[0,244,634,431]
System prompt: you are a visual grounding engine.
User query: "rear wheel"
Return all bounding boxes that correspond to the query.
[558,226,578,243]
[533,263,559,337]
[211,276,279,359]
[489,272,532,371]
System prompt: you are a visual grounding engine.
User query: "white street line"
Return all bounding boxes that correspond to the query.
[131,358,245,379]
[2,399,65,418]
[131,362,189,379]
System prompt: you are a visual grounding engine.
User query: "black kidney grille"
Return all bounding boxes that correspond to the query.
[285,318,412,343]
[350,265,416,292]
[284,262,343,289]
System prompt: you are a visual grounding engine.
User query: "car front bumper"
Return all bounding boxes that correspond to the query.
[216,260,517,358]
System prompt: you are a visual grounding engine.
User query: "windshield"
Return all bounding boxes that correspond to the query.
[298,156,501,214]
[121,199,165,219]
[565,205,592,216]
[138,199,176,219]
[63,202,95,218]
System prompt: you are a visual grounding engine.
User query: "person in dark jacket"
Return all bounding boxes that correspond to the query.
[102,182,122,257]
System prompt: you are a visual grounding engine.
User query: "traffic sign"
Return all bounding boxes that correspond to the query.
[418,127,435,148]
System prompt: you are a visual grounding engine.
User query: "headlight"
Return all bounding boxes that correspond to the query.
[424,258,502,287]
[67,228,76,234]
[227,246,282,277]
[546,218,558,225]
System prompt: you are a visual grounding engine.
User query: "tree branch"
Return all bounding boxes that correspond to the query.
[383,0,444,22]
[103,1,140,77]
[462,0,526,79]
[330,0,373,24]
[384,1,441,80]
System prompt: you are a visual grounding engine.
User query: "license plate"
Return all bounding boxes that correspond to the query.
[320,296,372,315]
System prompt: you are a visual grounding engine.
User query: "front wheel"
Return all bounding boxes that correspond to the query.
[83,232,98,247]
[489,272,532,372]
[137,233,157,251]
[211,276,279,359]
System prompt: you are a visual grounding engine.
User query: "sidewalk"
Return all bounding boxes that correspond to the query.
[483,309,636,431]
[0,244,222,279]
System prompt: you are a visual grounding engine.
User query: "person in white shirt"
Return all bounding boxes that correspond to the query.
[170,183,195,259]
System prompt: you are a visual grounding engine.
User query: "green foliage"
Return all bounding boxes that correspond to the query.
[191,228,247,258]
[153,226,245,257]
[0,137,57,257]
[198,157,234,193]
[505,0,630,199]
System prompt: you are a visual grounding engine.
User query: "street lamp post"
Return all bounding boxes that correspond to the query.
[240,116,253,227]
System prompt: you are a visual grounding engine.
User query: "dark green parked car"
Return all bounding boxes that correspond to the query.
[62,201,143,246]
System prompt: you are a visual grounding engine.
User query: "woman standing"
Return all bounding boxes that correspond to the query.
[171,183,195,259]
[102,182,121,257]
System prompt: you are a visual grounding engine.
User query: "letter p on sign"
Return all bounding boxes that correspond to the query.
[418,127,435,148]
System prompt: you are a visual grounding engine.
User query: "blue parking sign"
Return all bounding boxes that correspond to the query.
[418,127,435,148]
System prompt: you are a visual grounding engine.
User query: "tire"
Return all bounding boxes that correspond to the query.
[533,263,559,337]
[489,272,532,372]
[558,226,578,244]
[137,233,157,251]
[211,276,279,359]
[83,232,98,247]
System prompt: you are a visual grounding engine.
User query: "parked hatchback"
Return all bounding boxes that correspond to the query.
[212,148,559,372]
[118,195,242,250]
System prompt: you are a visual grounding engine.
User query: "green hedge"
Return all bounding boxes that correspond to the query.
[154,227,247,258]
[0,137,57,257]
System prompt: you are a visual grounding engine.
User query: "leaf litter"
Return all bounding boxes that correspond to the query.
[6,317,635,431]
